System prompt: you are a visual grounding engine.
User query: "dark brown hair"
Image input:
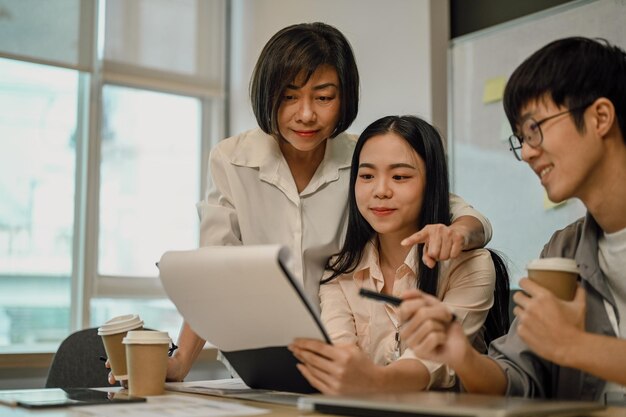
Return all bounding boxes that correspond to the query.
[250,22,359,138]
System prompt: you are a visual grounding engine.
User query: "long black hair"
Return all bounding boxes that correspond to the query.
[483,249,510,347]
[321,115,450,296]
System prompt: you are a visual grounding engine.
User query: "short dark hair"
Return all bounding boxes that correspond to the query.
[250,22,359,138]
[322,115,450,297]
[503,37,626,142]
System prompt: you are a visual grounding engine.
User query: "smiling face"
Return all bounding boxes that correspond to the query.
[355,132,426,239]
[519,97,603,204]
[276,65,341,153]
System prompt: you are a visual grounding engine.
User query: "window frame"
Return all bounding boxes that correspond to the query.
[86,0,227,320]
[0,0,228,351]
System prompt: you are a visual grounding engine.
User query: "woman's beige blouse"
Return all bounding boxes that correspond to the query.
[320,241,495,389]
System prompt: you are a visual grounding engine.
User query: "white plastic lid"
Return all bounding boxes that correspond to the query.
[123,330,171,345]
[97,314,144,336]
[526,257,579,274]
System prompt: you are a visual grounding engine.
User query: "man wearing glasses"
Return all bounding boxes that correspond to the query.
[398,36,626,403]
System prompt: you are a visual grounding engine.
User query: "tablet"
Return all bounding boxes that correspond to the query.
[159,245,330,393]
[0,388,146,408]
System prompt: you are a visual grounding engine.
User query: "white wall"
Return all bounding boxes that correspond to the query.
[229,0,449,138]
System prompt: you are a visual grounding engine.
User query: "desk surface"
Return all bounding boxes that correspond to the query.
[0,390,624,417]
[0,390,310,417]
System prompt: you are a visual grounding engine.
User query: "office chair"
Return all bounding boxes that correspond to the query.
[45,327,111,388]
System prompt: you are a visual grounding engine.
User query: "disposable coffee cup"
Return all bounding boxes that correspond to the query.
[526,257,579,301]
[123,330,171,397]
[97,314,144,381]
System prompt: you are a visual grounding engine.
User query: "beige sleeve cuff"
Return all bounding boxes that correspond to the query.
[399,348,456,389]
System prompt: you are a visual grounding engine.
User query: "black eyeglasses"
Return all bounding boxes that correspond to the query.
[508,104,591,161]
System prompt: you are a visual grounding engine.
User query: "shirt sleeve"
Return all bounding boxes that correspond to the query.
[449,193,493,245]
[319,272,358,345]
[196,145,242,247]
[440,249,495,339]
[488,321,551,397]
[396,348,455,389]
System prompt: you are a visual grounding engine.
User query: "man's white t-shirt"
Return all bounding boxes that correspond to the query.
[598,225,626,396]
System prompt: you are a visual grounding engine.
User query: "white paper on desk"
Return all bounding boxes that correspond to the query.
[166,378,253,395]
[166,379,302,406]
[75,394,268,417]
[159,245,328,351]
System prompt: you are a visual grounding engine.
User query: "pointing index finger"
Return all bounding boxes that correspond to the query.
[402,229,428,246]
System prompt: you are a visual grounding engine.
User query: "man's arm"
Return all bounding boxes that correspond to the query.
[452,345,508,395]
[399,289,508,395]
[566,333,626,385]
[515,280,626,386]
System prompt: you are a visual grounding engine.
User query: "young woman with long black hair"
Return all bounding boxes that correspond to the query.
[290,115,508,394]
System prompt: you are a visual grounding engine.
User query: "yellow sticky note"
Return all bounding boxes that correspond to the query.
[543,190,567,210]
[482,76,507,104]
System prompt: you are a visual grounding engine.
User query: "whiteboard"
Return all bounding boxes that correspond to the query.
[449,0,626,285]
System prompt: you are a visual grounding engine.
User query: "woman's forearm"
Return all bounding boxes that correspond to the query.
[450,215,486,250]
[168,322,206,381]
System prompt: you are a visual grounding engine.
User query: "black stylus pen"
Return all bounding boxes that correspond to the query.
[359,288,458,322]
[359,288,403,306]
